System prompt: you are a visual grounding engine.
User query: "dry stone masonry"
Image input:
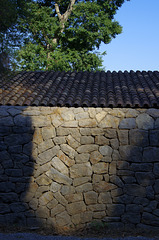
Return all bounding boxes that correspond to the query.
[1,106,159,233]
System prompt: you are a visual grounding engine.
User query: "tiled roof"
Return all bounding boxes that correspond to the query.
[0,71,159,108]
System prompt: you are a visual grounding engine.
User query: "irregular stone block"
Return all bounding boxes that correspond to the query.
[38,139,54,154]
[33,128,43,144]
[51,114,63,128]
[124,184,146,197]
[119,118,136,129]
[47,198,58,209]
[95,135,109,145]
[125,109,138,118]
[92,162,108,174]
[142,212,159,226]
[135,172,155,187]
[77,144,98,153]
[80,211,93,223]
[143,147,159,162]
[51,157,69,176]
[130,163,153,172]
[50,182,61,193]
[93,211,106,219]
[54,192,68,206]
[154,179,159,194]
[75,153,90,163]
[105,129,117,139]
[4,133,32,146]
[53,137,66,145]
[99,146,113,156]
[60,144,75,159]
[46,168,72,185]
[70,162,92,178]
[66,201,86,215]
[98,192,112,204]
[90,151,102,164]
[29,198,38,210]
[38,146,60,165]
[107,204,125,217]
[65,193,83,203]
[0,203,10,214]
[146,109,159,118]
[80,136,94,144]
[61,110,75,121]
[57,150,75,167]
[109,161,117,175]
[84,191,98,204]
[39,192,54,206]
[117,130,128,145]
[55,211,71,227]
[110,175,124,187]
[51,204,65,217]
[36,174,52,186]
[80,128,103,136]
[150,130,159,146]
[136,113,154,130]
[87,204,105,212]
[0,116,14,126]
[66,135,80,149]
[93,182,117,193]
[31,116,51,127]
[60,185,75,196]
[110,139,119,150]
[93,174,103,183]
[61,120,78,128]
[129,129,149,147]
[119,145,142,162]
[96,111,107,123]
[73,177,91,187]
[76,183,93,193]
[42,126,56,140]
[75,112,89,120]
[79,119,97,127]
[122,213,141,224]
[99,115,119,128]
[146,186,154,200]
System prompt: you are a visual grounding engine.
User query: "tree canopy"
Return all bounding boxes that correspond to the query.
[0,0,129,72]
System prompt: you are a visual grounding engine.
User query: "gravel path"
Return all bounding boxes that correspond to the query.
[0,233,158,240]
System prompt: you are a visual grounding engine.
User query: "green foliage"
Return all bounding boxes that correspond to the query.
[1,0,129,72]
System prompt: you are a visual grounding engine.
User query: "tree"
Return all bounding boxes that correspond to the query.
[16,0,129,71]
[0,0,29,74]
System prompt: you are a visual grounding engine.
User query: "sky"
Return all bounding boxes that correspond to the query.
[100,0,159,72]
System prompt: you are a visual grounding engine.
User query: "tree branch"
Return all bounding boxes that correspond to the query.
[55,2,62,20]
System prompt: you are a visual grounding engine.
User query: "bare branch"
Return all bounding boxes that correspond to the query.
[55,2,62,20]
[63,0,76,22]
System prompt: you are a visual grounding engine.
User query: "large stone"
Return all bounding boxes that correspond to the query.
[124,184,146,197]
[79,119,97,127]
[142,212,159,226]
[106,204,125,217]
[130,163,153,172]
[87,204,105,212]
[122,213,141,224]
[75,112,89,120]
[135,172,155,186]
[125,109,138,118]
[90,151,103,164]
[36,174,52,186]
[55,211,72,227]
[42,126,56,140]
[154,179,159,194]
[51,157,69,176]
[80,136,94,144]
[99,115,119,128]
[143,147,159,162]
[57,150,75,167]
[77,144,98,153]
[66,201,86,215]
[76,183,93,193]
[93,182,117,193]
[53,137,66,145]
[75,153,90,163]
[65,193,83,203]
[119,118,136,129]
[80,128,103,136]
[60,144,75,159]
[46,168,72,185]
[70,162,92,178]
[84,191,98,204]
[50,182,61,193]
[39,192,54,206]
[110,139,119,150]
[61,121,78,128]
[51,204,65,217]
[92,162,108,174]
[146,109,159,118]
[60,185,75,196]
[95,136,109,145]
[31,116,51,127]
[129,129,149,147]
[99,146,113,156]
[117,130,128,145]
[66,135,80,149]
[73,177,91,187]
[136,113,154,130]
[153,163,159,176]
[96,111,107,123]
[119,145,142,162]
[36,206,50,218]
[54,192,68,206]
[38,146,60,165]
[0,116,14,126]
[38,139,54,154]
[61,110,75,121]
[150,130,159,146]
[105,129,117,139]
[98,192,112,204]
[110,175,124,187]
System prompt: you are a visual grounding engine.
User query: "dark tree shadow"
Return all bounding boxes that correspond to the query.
[0,106,39,228]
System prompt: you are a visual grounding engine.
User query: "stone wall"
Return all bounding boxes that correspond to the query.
[1,106,159,233]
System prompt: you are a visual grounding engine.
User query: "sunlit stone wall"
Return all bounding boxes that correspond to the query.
[1,106,159,233]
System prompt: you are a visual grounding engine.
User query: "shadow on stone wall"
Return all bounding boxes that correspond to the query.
[107,127,159,231]
[0,107,39,228]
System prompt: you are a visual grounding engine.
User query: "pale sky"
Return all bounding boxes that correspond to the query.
[100,0,159,71]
